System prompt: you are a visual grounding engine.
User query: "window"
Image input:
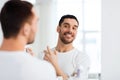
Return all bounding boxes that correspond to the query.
[57,0,101,79]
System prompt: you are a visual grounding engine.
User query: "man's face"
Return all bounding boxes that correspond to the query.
[27,9,39,44]
[57,18,78,44]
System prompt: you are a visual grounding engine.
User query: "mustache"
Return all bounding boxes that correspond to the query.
[64,31,72,35]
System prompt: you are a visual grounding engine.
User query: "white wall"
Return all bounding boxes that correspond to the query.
[102,0,120,80]
[0,0,8,46]
[35,0,58,52]
[29,1,58,55]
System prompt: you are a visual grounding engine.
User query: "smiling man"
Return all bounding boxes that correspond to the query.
[42,14,90,80]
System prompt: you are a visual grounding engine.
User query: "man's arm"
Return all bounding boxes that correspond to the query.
[44,46,69,80]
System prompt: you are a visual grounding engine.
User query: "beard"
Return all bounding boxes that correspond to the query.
[60,37,73,44]
[27,39,34,44]
[59,31,75,44]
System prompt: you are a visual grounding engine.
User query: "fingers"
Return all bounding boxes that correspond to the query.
[47,46,52,55]
[44,50,50,57]
[54,50,57,55]
[44,50,50,58]
[26,48,34,56]
[44,50,50,62]
[44,50,47,54]
[44,55,49,62]
[26,48,31,53]
[44,46,57,61]
[47,46,57,55]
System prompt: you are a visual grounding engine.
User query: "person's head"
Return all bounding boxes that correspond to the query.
[57,14,79,44]
[0,0,38,44]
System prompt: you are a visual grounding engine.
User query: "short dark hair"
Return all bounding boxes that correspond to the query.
[0,0,33,38]
[58,14,79,26]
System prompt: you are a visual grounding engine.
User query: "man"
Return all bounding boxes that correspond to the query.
[0,1,56,80]
[42,15,90,80]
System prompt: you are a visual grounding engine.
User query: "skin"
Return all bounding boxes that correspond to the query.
[0,8,39,51]
[44,18,79,80]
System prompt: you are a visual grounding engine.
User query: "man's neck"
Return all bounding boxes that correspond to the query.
[56,41,74,53]
[0,38,26,51]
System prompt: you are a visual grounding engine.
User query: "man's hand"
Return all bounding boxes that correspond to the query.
[26,48,35,56]
[44,46,58,66]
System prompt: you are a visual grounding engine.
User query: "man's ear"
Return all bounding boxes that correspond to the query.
[23,23,30,36]
[57,26,60,33]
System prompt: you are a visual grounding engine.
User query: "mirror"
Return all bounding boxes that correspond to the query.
[0,0,101,80]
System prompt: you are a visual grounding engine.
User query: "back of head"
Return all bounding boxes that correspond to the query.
[0,0,33,39]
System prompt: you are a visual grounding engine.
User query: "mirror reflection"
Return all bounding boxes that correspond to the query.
[0,0,101,80]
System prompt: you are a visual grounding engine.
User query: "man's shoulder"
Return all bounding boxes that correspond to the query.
[0,51,57,80]
[25,54,54,68]
[73,48,88,56]
[22,54,57,80]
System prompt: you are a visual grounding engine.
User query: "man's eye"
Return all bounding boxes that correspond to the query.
[73,27,77,30]
[64,25,68,28]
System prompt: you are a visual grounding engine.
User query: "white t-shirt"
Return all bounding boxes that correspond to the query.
[0,51,57,80]
[39,48,90,80]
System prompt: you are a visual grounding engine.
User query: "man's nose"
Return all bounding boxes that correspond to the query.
[67,28,73,34]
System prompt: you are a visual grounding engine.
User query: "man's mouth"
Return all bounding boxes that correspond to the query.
[64,33,72,38]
